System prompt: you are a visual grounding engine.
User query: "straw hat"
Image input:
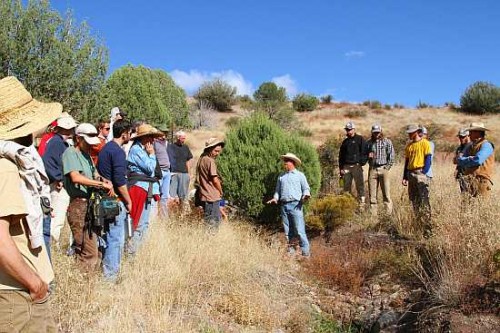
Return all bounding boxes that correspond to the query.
[0,76,62,140]
[280,153,302,166]
[405,124,419,133]
[467,122,489,132]
[133,124,163,140]
[204,137,225,151]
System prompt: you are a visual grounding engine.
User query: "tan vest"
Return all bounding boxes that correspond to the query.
[464,138,495,181]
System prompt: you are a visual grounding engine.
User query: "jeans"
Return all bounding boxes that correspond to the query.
[159,169,171,217]
[127,203,151,255]
[42,214,52,262]
[203,200,221,228]
[280,201,310,256]
[169,173,190,201]
[102,201,126,280]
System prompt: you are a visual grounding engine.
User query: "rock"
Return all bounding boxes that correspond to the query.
[406,288,426,303]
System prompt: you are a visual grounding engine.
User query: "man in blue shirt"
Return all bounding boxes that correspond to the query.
[42,114,77,246]
[97,120,132,281]
[457,122,495,197]
[267,153,311,257]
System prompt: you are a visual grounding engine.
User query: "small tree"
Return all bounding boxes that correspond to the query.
[320,95,333,104]
[253,82,288,119]
[218,112,321,224]
[460,81,500,114]
[292,93,319,112]
[194,78,237,112]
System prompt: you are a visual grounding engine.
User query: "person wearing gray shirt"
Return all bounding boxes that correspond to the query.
[153,127,171,218]
[267,153,311,257]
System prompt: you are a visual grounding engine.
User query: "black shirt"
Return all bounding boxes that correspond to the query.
[339,134,368,168]
[167,143,193,173]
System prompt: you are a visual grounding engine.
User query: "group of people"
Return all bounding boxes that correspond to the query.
[0,75,496,330]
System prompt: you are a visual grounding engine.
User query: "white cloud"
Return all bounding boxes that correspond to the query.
[271,74,299,96]
[170,69,254,96]
[344,51,365,58]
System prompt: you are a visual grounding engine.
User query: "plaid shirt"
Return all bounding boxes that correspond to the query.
[366,137,395,168]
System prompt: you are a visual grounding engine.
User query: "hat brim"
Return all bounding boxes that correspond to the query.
[133,131,164,140]
[281,155,302,166]
[204,141,225,151]
[79,135,101,145]
[406,128,419,134]
[467,127,489,132]
[0,99,62,140]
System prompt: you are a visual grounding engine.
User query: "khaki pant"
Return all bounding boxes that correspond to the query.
[408,171,432,236]
[368,166,392,214]
[342,164,365,201]
[49,183,70,242]
[463,175,493,197]
[0,290,56,333]
[67,198,101,272]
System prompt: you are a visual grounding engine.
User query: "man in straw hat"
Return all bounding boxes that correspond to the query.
[62,123,114,272]
[126,123,163,255]
[402,124,433,237]
[453,128,472,193]
[267,153,311,258]
[195,138,225,228]
[0,76,60,331]
[167,130,193,209]
[457,122,495,197]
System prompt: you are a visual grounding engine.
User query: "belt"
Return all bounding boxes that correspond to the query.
[344,163,360,167]
[371,164,386,168]
[280,200,300,204]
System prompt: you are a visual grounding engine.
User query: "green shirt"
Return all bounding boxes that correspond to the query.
[62,147,95,198]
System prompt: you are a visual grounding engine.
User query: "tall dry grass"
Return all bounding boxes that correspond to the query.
[51,218,315,332]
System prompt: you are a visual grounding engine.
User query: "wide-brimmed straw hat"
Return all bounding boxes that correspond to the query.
[281,153,302,166]
[204,137,225,151]
[467,122,489,132]
[133,124,163,140]
[0,76,62,140]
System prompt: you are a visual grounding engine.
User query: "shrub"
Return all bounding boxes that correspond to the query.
[317,135,344,194]
[362,100,382,109]
[218,112,321,223]
[393,103,405,109]
[384,104,392,110]
[345,107,367,118]
[306,194,357,231]
[459,81,500,114]
[253,82,288,119]
[225,116,241,128]
[416,100,431,109]
[320,94,333,104]
[194,78,237,112]
[238,95,255,111]
[292,93,319,112]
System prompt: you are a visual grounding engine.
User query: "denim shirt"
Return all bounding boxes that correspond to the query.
[127,142,160,195]
[273,169,310,202]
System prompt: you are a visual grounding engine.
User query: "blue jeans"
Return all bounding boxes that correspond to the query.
[280,201,310,256]
[160,169,171,216]
[127,203,151,255]
[42,214,51,262]
[102,201,126,280]
[203,200,221,228]
[169,173,190,201]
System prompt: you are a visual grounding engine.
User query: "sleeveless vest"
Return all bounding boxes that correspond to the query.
[464,138,495,181]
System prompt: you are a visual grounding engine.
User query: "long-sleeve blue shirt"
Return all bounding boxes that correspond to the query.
[42,133,69,183]
[127,141,160,195]
[273,169,310,202]
[457,140,494,168]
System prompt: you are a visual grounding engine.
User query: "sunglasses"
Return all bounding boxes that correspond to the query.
[103,127,111,131]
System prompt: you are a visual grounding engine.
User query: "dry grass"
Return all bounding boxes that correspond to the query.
[51,219,314,332]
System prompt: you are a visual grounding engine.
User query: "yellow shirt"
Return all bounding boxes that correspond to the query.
[0,158,54,290]
[405,139,431,170]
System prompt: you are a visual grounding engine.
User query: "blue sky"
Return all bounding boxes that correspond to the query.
[51,0,499,106]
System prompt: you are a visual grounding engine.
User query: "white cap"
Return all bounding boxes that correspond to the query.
[110,107,121,118]
[75,123,101,145]
[57,115,77,129]
[344,121,355,130]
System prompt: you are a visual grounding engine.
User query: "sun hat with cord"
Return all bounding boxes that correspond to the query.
[204,137,225,152]
[75,123,101,145]
[467,122,489,132]
[133,123,163,140]
[0,76,62,140]
[280,153,302,166]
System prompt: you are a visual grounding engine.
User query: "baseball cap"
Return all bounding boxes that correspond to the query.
[405,124,419,133]
[419,126,428,135]
[371,124,382,133]
[75,123,101,145]
[344,121,355,130]
[110,107,121,118]
[56,115,77,130]
[457,128,469,137]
